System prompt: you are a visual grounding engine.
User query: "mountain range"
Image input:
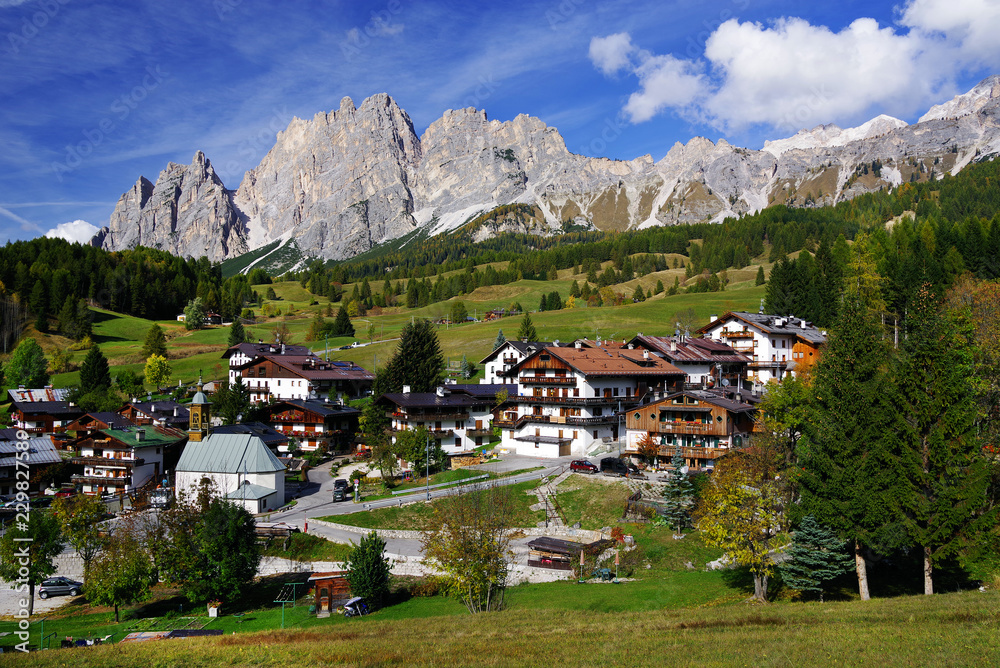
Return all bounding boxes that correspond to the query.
[92,76,1000,268]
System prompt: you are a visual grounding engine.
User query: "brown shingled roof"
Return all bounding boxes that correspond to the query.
[531,346,686,378]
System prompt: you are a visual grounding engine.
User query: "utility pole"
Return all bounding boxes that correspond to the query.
[425,433,431,501]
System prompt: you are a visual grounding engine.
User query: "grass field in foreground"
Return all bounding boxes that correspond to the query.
[9,589,999,667]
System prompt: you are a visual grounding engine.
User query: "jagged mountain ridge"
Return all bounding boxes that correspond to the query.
[95,76,1000,264]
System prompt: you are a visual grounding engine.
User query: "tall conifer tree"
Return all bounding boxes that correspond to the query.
[799,235,906,600]
[893,285,990,594]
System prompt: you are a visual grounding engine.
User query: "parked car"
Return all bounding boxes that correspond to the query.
[29,496,52,508]
[332,487,347,502]
[334,478,349,490]
[53,489,76,499]
[38,577,82,599]
[600,457,629,477]
[570,460,598,474]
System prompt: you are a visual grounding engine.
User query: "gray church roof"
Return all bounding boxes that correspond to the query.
[224,480,277,501]
[175,433,285,474]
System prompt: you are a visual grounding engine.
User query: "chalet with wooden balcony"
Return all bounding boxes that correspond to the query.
[376,384,514,460]
[119,400,190,430]
[496,342,686,458]
[211,422,290,453]
[257,399,360,453]
[622,389,757,471]
[627,334,751,388]
[697,312,827,384]
[224,342,374,402]
[0,437,62,497]
[64,412,136,438]
[480,340,550,384]
[68,426,187,497]
[7,388,83,436]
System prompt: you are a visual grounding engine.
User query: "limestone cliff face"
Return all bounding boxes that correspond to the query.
[232,94,422,261]
[95,76,1000,264]
[94,151,245,262]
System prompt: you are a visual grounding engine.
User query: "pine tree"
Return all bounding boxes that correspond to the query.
[373,319,445,396]
[516,313,538,342]
[799,236,906,601]
[79,344,111,394]
[755,266,766,286]
[654,279,664,295]
[538,294,547,312]
[632,284,646,302]
[547,291,562,310]
[331,306,355,337]
[460,354,476,379]
[228,320,246,347]
[894,285,990,595]
[780,515,854,602]
[493,329,506,351]
[142,324,168,360]
[346,531,391,610]
[661,451,694,534]
[569,280,581,298]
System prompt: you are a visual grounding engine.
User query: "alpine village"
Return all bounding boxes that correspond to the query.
[6,36,1000,668]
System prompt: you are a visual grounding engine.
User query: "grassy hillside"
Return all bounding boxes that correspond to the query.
[9,588,997,666]
[25,265,763,392]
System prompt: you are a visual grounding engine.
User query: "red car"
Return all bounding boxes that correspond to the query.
[570,460,598,474]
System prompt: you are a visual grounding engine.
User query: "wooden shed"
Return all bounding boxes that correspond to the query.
[308,571,350,617]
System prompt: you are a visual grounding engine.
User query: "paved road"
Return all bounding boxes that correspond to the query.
[272,453,580,526]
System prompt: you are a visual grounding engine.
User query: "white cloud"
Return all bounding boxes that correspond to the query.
[624,54,705,122]
[590,0,1000,132]
[588,33,635,76]
[44,219,99,244]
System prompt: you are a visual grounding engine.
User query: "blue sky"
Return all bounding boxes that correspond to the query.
[2,0,999,245]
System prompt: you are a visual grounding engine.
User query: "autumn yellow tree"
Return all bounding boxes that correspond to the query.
[695,443,786,602]
[144,353,172,389]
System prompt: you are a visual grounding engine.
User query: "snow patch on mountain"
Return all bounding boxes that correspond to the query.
[763,115,908,157]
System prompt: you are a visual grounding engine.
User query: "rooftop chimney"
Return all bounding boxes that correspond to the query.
[403,385,411,394]
[575,340,582,349]
[670,340,677,352]
[643,350,649,360]
[436,386,446,397]
[709,314,718,323]
[136,429,145,442]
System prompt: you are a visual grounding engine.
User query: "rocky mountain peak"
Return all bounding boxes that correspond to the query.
[94,152,245,261]
[919,75,1000,123]
[97,77,1000,267]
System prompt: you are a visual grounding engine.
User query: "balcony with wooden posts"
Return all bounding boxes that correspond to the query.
[386,411,469,421]
[748,360,787,370]
[505,394,642,407]
[644,421,729,436]
[71,474,131,487]
[71,456,144,468]
[519,375,577,386]
[625,444,729,460]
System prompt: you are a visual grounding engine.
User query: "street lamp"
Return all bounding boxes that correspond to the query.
[425,432,431,501]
